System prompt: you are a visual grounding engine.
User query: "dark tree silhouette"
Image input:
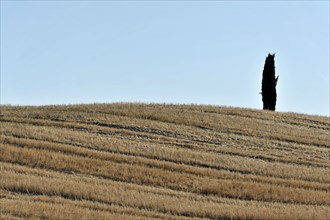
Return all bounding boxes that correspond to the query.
[261,53,279,111]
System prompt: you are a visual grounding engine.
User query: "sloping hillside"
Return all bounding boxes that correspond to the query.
[0,103,329,219]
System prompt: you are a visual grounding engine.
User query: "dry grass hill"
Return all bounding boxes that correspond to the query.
[0,103,329,219]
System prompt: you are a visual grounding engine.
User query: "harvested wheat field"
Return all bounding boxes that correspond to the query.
[0,103,329,219]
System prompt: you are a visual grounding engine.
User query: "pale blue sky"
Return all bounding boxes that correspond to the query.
[1,1,329,116]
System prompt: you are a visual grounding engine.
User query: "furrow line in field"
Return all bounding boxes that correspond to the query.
[60,120,328,168]
[2,116,328,165]
[130,136,329,169]
[1,127,329,185]
[0,196,156,220]
[2,135,329,192]
[32,114,330,158]
[1,165,329,220]
[0,172,253,220]
[1,117,327,166]
[2,162,329,217]
[56,105,330,131]
[1,133,275,178]
[189,108,330,131]
[1,144,329,206]
[2,131,330,188]
[3,104,329,133]
[0,189,198,220]
[87,120,329,149]
[1,115,329,150]
[0,191,194,220]
[0,161,214,202]
[43,115,330,150]
[66,106,329,147]
[1,119,328,169]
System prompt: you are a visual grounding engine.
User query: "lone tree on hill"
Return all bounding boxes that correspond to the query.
[261,53,279,111]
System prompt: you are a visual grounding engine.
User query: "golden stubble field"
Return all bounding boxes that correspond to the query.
[0,103,329,219]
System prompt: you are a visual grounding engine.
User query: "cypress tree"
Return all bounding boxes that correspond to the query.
[261,53,278,111]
